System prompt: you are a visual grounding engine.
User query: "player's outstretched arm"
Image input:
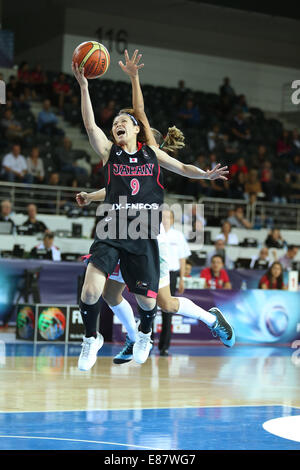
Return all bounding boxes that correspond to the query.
[151,146,229,181]
[119,49,157,147]
[76,188,106,206]
[72,62,112,164]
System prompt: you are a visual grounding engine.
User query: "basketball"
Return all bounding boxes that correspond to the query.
[72,41,110,79]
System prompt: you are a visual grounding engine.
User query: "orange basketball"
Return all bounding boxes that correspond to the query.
[72,41,110,79]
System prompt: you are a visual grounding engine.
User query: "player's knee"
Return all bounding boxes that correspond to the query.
[158,297,177,313]
[81,283,100,305]
[136,295,156,311]
[102,290,122,307]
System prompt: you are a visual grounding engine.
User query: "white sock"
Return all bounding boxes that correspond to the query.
[177,297,216,327]
[109,298,137,342]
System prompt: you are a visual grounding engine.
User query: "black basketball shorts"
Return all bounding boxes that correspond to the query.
[88,238,160,298]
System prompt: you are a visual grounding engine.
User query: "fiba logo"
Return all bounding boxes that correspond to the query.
[291,80,300,105]
[38,307,66,340]
[72,310,83,324]
[264,305,289,337]
[17,306,35,339]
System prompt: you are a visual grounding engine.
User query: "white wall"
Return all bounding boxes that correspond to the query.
[63,33,300,113]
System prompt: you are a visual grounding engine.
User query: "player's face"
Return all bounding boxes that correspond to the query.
[112,114,139,145]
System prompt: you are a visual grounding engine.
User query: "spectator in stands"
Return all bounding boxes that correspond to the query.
[52,73,72,111]
[30,232,61,261]
[276,129,292,158]
[207,124,225,152]
[209,176,230,198]
[227,205,252,228]
[178,80,187,93]
[260,160,274,201]
[215,221,239,246]
[1,109,32,142]
[17,61,31,99]
[229,171,246,199]
[208,152,218,170]
[258,262,286,290]
[30,64,49,98]
[1,143,32,183]
[244,169,262,199]
[200,254,232,289]
[251,144,271,169]
[97,100,116,131]
[0,199,16,233]
[231,111,251,143]
[63,95,81,126]
[292,128,300,151]
[37,99,64,136]
[229,157,248,178]
[219,77,235,100]
[184,260,193,277]
[27,146,45,184]
[206,239,234,270]
[250,247,273,270]
[55,136,88,185]
[265,228,286,249]
[278,245,299,271]
[177,98,200,128]
[6,75,21,99]
[22,203,48,235]
[235,94,249,114]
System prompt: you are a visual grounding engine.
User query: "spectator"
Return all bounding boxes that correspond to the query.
[97,100,116,130]
[22,203,48,235]
[55,136,88,185]
[37,99,64,136]
[219,77,235,99]
[265,228,286,249]
[1,144,32,183]
[30,64,49,98]
[229,157,248,178]
[6,75,21,99]
[250,247,274,270]
[178,80,187,93]
[209,176,230,198]
[227,205,252,229]
[276,129,292,158]
[278,245,299,271]
[184,260,193,277]
[0,199,16,233]
[229,171,246,199]
[200,254,232,289]
[258,262,286,290]
[291,128,300,150]
[260,160,275,201]
[231,111,251,142]
[30,232,61,261]
[177,98,200,128]
[215,221,239,246]
[17,61,31,99]
[208,152,218,170]
[52,73,72,111]
[63,95,81,126]
[206,239,234,270]
[235,94,249,114]
[1,109,32,142]
[207,124,225,152]
[252,144,272,169]
[27,146,45,183]
[244,169,262,199]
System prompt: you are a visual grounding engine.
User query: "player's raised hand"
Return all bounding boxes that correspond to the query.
[205,164,229,181]
[76,192,91,207]
[72,62,88,88]
[119,49,144,78]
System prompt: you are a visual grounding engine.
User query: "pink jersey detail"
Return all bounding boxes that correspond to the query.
[157,165,164,189]
[146,290,157,299]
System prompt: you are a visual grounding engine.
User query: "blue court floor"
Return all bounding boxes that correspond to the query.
[0,342,300,450]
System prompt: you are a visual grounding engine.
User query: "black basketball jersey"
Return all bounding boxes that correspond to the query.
[97,143,164,240]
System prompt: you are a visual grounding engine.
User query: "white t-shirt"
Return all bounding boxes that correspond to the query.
[164,226,191,271]
[215,233,239,246]
[2,153,27,174]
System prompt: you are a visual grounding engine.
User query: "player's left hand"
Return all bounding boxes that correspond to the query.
[205,164,229,181]
[119,49,144,78]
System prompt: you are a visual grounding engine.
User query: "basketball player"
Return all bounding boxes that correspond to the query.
[75,50,235,366]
